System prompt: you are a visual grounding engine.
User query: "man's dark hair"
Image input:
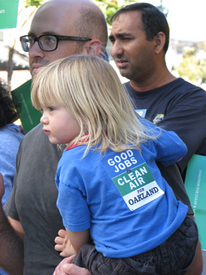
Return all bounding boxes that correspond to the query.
[0,81,19,128]
[111,3,169,53]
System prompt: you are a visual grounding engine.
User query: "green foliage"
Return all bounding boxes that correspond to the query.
[24,0,166,25]
[198,41,206,52]
[175,46,206,84]
[24,0,47,8]
[95,0,138,25]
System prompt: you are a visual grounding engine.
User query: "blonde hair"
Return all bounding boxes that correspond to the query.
[31,55,157,154]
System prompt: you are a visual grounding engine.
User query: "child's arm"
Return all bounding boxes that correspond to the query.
[55,228,91,257]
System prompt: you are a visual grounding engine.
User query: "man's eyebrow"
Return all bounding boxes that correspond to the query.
[109,33,132,40]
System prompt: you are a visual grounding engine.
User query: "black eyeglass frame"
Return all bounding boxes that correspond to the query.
[20,34,92,52]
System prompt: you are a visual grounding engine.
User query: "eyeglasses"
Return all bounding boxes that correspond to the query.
[20,34,92,52]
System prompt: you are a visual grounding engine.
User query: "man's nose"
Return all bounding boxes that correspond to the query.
[110,41,124,57]
[29,41,45,59]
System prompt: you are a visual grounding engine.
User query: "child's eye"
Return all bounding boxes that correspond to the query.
[49,107,54,112]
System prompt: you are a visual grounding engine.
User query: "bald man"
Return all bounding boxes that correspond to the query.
[0,1,107,274]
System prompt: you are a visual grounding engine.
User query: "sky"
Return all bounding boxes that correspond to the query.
[139,0,206,42]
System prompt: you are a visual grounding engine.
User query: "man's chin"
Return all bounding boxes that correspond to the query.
[30,67,42,77]
[118,68,130,79]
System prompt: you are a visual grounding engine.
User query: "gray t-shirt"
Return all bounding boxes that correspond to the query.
[4,123,64,275]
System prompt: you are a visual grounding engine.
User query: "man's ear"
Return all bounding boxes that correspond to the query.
[82,39,103,56]
[153,32,165,54]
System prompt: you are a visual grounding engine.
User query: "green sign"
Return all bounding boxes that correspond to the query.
[112,163,164,211]
[113,164,155,196]
[0,0,19,29]
[185,154,206,250]
[12,79,42,134]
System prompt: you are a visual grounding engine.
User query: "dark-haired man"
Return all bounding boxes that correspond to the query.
[109,3,206,274]
[109,3,206,180]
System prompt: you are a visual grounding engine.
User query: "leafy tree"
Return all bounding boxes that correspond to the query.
[94,0,167,25]
[175,46,206,84]
[197,41,206,52]
[95,0,121,25]
[94,0,138,25]
[24,0,47,7]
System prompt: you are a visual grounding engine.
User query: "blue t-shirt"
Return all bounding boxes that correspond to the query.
[0,123,23,275]
[0,124,23,206]
[56,121,188,258]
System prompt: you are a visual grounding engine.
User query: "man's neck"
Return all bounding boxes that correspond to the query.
[130,70,176,92]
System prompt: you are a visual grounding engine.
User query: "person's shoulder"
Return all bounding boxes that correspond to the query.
[62,145,87,159]
[21,123,43,142]
[176,78,206,95]
[19,123,52,150]
[61,145,101,167]
[58,146,86,173]
[0,124,23,144]
[26,123,43,135]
